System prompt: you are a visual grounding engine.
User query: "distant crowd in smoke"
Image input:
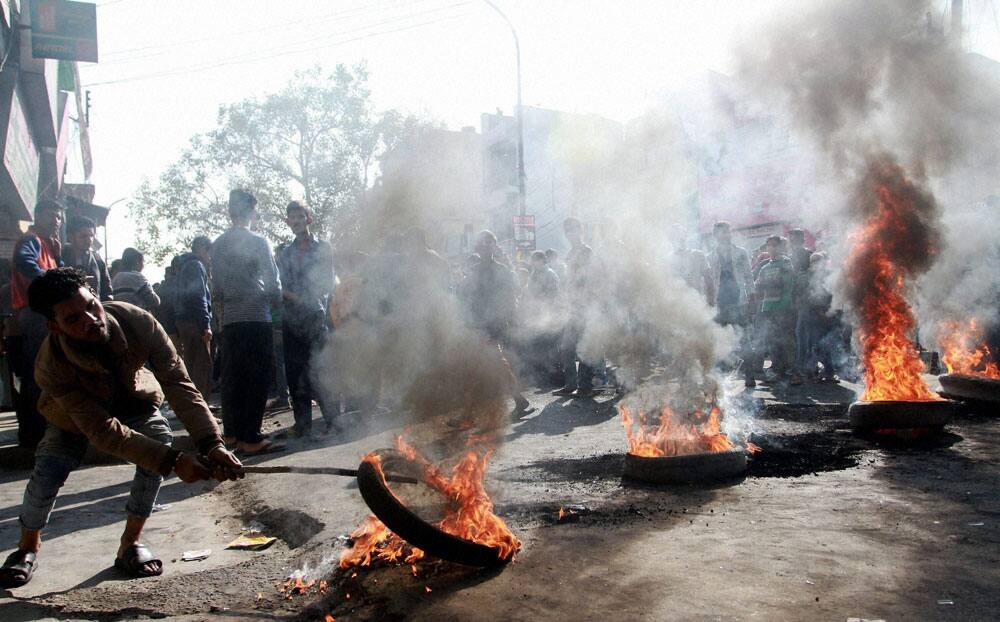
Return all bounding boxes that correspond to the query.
[736,0,1000,360]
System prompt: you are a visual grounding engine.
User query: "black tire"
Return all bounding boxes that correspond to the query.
[623,448,747,484]
[848,400,956,430]
[938,374,1000,404]
[356,449,511,568]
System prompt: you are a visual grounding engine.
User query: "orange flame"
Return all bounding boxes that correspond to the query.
[280,575,317,598]
[939,319,1000,379]
[847,181,939,401]
[620,404,736,457]
[340,439,521,569]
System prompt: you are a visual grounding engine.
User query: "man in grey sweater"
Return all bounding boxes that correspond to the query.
[211,190,283,455]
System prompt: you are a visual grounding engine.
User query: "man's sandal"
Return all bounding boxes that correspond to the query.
[0,549,38,587]
[114,544,163,577]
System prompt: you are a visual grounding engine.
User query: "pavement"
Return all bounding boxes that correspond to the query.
[0,374,998,621]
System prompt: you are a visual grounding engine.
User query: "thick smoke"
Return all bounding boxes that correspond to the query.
[737,0,1000,353]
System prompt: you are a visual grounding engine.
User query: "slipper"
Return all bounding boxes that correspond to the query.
[0,549,37,588]
[114,544,162,578]
[511,405,536,419]
[239,441,286,457]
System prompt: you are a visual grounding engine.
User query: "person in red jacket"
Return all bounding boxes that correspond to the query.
[9,200,63,448]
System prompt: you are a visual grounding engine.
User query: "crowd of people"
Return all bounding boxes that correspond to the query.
[0,191,854,587]
[0,194,855,456]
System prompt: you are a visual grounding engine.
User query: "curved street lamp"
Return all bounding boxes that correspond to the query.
[482,0,526,217]
[102,197,127,261]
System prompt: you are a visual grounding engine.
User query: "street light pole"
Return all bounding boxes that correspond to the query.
[482,0,526,217]
[102,197,127,261]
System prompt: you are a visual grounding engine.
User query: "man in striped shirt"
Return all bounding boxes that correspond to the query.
[211,190,284,455]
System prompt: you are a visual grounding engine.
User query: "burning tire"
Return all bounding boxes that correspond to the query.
[847,400,956,430]
[623,448,748,484]
[938,373,1000,404]
[356,448,512,568]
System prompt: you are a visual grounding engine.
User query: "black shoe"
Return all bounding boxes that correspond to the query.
[572,387,595,398]
[745,378,756,389]
[552,386,576,396]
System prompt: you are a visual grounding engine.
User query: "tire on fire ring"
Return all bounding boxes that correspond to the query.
[938,374,1000,405]
[623,448,748,484]
[356,448,511,568]
[847,400,956,430]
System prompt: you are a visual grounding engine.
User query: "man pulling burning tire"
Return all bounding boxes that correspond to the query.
[0,268,244,588]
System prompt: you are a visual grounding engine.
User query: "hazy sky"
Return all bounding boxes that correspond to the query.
[80,0,1000,274]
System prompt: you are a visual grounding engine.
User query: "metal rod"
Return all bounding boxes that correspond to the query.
[242,465,418,484]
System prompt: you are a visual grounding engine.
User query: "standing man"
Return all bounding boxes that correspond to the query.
[671,223,714,304]
[62,216,112,302]
[276,201,337,437]
[211,190,284,454]
[525,250,560,379]
[554,217,595,398]
[707,221,755,387]
[9,200,64,448]
[788,228,814,378]
[0,268,243,587]
[754,235,799,385]
[175,236,214,402]
[460,231,532,414]
[111,248,160,312]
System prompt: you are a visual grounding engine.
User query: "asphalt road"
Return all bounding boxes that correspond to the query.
[0,375,998,621]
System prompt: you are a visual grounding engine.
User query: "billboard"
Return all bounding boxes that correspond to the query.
[30,0,98,62]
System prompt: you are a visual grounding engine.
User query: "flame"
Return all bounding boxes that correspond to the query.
[745,441,762,454]
[939,319,1000,379]
[340,438,521,569]
[325,615,335,622]
[280,575,317,598]
[558,507,565,521]
[621,404,737,457]
[846,177,939,401]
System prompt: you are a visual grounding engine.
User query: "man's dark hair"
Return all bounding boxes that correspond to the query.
[713,221,732,233]
[229,189,257,219]
[530,250,546,262]
[563,217,583,233]
[286,200,311,220]
[28,267,89,320]
[191,235,212,254]
[34,199,64,219]
[788,228,805,243]
[121,247,144,271]
[766,234,784,246]
[545,248,558,259]
[67,216,97,235]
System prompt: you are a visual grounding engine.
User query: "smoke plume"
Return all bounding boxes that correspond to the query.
[737,0,1000,355]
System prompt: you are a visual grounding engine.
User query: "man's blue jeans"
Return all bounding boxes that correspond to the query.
[19,411,173,530]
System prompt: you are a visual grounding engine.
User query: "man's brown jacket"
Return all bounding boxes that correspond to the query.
[35,301,223,475]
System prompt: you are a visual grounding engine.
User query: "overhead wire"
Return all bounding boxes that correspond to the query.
[82,9,474,87]
[99,0,466,69]
[100,0,429,61]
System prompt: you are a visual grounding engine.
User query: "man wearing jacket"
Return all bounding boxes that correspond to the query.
[9,200,64,448]
[0,268,243,588]
[707,221,756,387]
[276,202,337,436]
[175,236,213,401]
[63,216,113,302]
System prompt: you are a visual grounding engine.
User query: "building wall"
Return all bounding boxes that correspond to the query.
[0,2,93,256]
[373,125,484,259]
[481,106,624,255]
